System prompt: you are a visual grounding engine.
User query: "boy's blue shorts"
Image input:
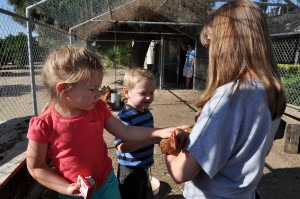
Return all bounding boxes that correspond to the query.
[58,169,121,199]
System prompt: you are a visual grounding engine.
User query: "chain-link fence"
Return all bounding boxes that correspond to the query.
[0,8,86,123]
[193,31,300,106]
[1,2,300,124]
[0,9,33,123]
[271,32,300,106]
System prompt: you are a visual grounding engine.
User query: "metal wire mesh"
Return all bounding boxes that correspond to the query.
[0,0,300,124]
[0,10,33,123]
[0,1,299,198]
[271,33,300,106]
[0,8,86,123]
[36,0,210,39]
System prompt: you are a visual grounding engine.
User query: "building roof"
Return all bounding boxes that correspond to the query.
[29,0,300,40]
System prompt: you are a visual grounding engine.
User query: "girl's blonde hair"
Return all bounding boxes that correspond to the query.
[197,0,286,120]
[42,46,103,111]
[123,67,156,90]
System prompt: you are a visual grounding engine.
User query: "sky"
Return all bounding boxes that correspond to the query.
[0,0,30,39]
[0,0,13,11]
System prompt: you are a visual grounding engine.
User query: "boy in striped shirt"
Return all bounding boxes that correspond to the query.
[114,67,159,199]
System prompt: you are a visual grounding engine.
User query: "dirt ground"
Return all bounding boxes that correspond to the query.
[1,69,299,198]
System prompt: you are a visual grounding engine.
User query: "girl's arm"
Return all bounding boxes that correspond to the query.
[117,138,161,153]
[165,149,202,184]
[105,115,187,141]
[26,140,81,196]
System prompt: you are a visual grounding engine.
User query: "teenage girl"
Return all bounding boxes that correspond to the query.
[165,0,286,198]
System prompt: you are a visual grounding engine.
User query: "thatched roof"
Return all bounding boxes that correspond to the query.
[32,0,300,41]
[268,12,300,34]
[35,0,212,40]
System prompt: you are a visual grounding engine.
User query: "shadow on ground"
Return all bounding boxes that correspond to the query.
[258,167,300,199]
[154,181,184,199]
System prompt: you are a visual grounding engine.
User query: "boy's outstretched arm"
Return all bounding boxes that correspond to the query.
[26,140,81,197]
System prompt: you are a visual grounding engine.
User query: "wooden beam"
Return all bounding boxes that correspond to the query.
[282,115,300,154]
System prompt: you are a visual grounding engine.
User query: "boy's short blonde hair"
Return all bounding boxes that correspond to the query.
[123,67,156,90]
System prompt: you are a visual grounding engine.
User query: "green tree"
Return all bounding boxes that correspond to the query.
[91,42,131,68]
[7,0,67,29]
[0,33,28,67]
[0,33,47,67]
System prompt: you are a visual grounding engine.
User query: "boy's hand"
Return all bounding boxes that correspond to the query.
[176,125,192,131]
[154,125,191,139]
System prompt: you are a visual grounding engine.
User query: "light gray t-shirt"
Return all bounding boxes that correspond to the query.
[184,80,280,199]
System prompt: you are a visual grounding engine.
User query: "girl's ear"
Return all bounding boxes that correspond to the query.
[56,83,67,94]
[123,87,130,98]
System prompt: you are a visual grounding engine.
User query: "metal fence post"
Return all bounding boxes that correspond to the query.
[176,42,180,86]
[160,35,165,90]
[26,8,38,116]
[69,29,72,46]
[193,40,197,90]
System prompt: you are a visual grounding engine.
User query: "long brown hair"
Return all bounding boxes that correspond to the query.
[197,0,286,120]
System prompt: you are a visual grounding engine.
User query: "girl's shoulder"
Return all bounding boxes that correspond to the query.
[95,99,111,110]
[213,80,266,104]
[28,108,55,142]
[216,80,264,93]
[29,107,54,129]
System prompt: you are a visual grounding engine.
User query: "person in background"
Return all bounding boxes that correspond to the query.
[183,43,195,89]
[26,46,187,199]
[114,67,157,199]
[165,0,286,198]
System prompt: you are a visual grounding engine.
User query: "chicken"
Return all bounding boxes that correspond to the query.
[99,87,114,110]
[160,126,193,156]
[102,87,111,100]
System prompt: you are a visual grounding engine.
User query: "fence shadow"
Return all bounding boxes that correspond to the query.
[0,71,41,77]
[0,84,44,97]
[166,89,198,113]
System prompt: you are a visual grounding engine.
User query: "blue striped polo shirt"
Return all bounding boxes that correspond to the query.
[114,104,154,168]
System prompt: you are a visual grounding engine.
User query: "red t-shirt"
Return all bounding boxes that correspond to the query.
[27,100,112,189]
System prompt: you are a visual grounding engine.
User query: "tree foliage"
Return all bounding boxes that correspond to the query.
[91,42,132,68]
[7,0,66,30]
[0,33,46,67]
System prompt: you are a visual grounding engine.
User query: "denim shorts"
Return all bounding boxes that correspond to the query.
[183,66,193,78]
[58,169,121,199]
